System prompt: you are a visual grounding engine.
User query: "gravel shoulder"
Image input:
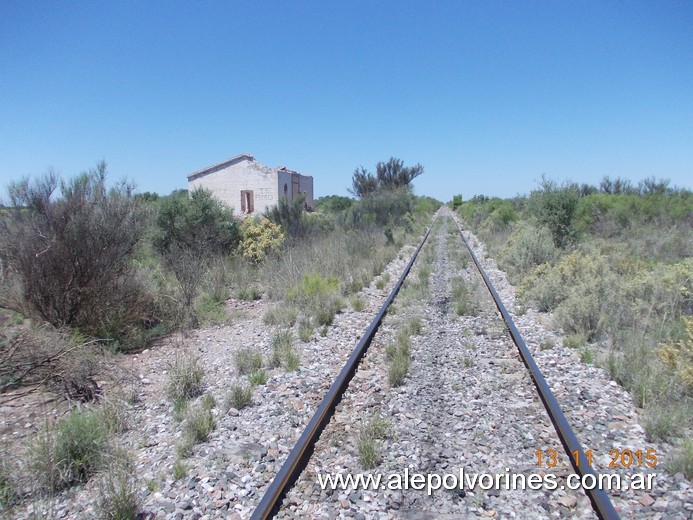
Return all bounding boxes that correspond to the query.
[2,210,690,519]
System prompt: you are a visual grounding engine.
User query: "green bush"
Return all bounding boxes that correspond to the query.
[167,352,205,402]
[270,331,301,371]
[153,188,239,257]
[234,347,264,375]
[0,457,16,509]
[248,369,268,386]
[96,450,141,520]
[287,272,343,327]
[177,403,216,458]
[527,177,580,248]
[30,409,108,491]
[225,384,253,410]
[499,223,558,284]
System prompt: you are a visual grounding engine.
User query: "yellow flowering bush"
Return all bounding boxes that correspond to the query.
[239,218,285,263]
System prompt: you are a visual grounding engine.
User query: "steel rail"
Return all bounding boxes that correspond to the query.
[453,217,620,520]
[250,222,435,520]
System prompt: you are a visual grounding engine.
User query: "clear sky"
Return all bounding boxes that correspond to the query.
[1,1,691,202]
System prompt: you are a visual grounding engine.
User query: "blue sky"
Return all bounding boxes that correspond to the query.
[1,1,691,202]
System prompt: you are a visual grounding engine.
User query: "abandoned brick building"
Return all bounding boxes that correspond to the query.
[186,153,314,216]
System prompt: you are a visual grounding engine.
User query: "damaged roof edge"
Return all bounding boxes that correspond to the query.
[186,153,255,181]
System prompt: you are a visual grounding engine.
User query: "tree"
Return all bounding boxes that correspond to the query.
[350,157,424,198]
[153,188,239,257]
[375,157,424,190]
[264,193,308,238]
[350,166,378,198]
[528,176,580,248]
[153,188,239,327]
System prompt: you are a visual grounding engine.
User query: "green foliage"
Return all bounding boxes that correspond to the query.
[666,439,693,480]
[225,384,253,410]
[263,304,298,327]
[30,409,108,491]
[350,296,366,312]
[387,329,413,387]
[499,223,558,284]
[298,318,314,342]
[264,193,308,238]
[0,163,152,349]
[356,413,389,468]
[0,457,16,509]
[574,191,693,239]
[528,177,580,248]
[414,196,442,216]
[153,187,239,257]
[177,403,216,458]
[314,195,355,213]
[239,218,285,263]
[167,352,205,402]
[195,292,229,325]
[234,347,264,375]
[450,194,463,210]
[270,331,301,371]
[96,450,141,520]
[342,187,415,229]
[172,460,187,480]
[287,272,342,327]
[248,369,268,386]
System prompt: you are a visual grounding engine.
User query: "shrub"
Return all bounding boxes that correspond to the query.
[350,296,366,312]
[263,305,298,327]
[96,449,141,520]
[0,457,16,509]
[239,218,285,263]
[355,414,389,469]
[666,439,693,480]
[195,292,229,325]
[172,460,187,480]
[248,370,268,386]
[225,384,253,410]
[153,188,239,328]
[265,193,308,238]
[499,224,558,283]
[183,404,215,444]
[527,176,580,248]
[167,352,205,402]
[298,318,313,342]
[234,347,264,375]
[287,272,342,327]
[29,409,108,491]
[0,164,152,349]
[388,355,410,387]
[153,188,239,257]
[0,327,103,401]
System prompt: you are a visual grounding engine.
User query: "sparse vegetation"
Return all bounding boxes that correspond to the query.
[456,177,693,443]
[387,329,413,387]
[234,347,264,375]
[248,369,268,386]
[225,384,253,411]
[355,414,389,468]
[29,409,109,491]
[270,331,301,371]
[167,352,205,402]
[96,449,141,520]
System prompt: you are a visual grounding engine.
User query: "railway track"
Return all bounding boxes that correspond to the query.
[251,208,621,519]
